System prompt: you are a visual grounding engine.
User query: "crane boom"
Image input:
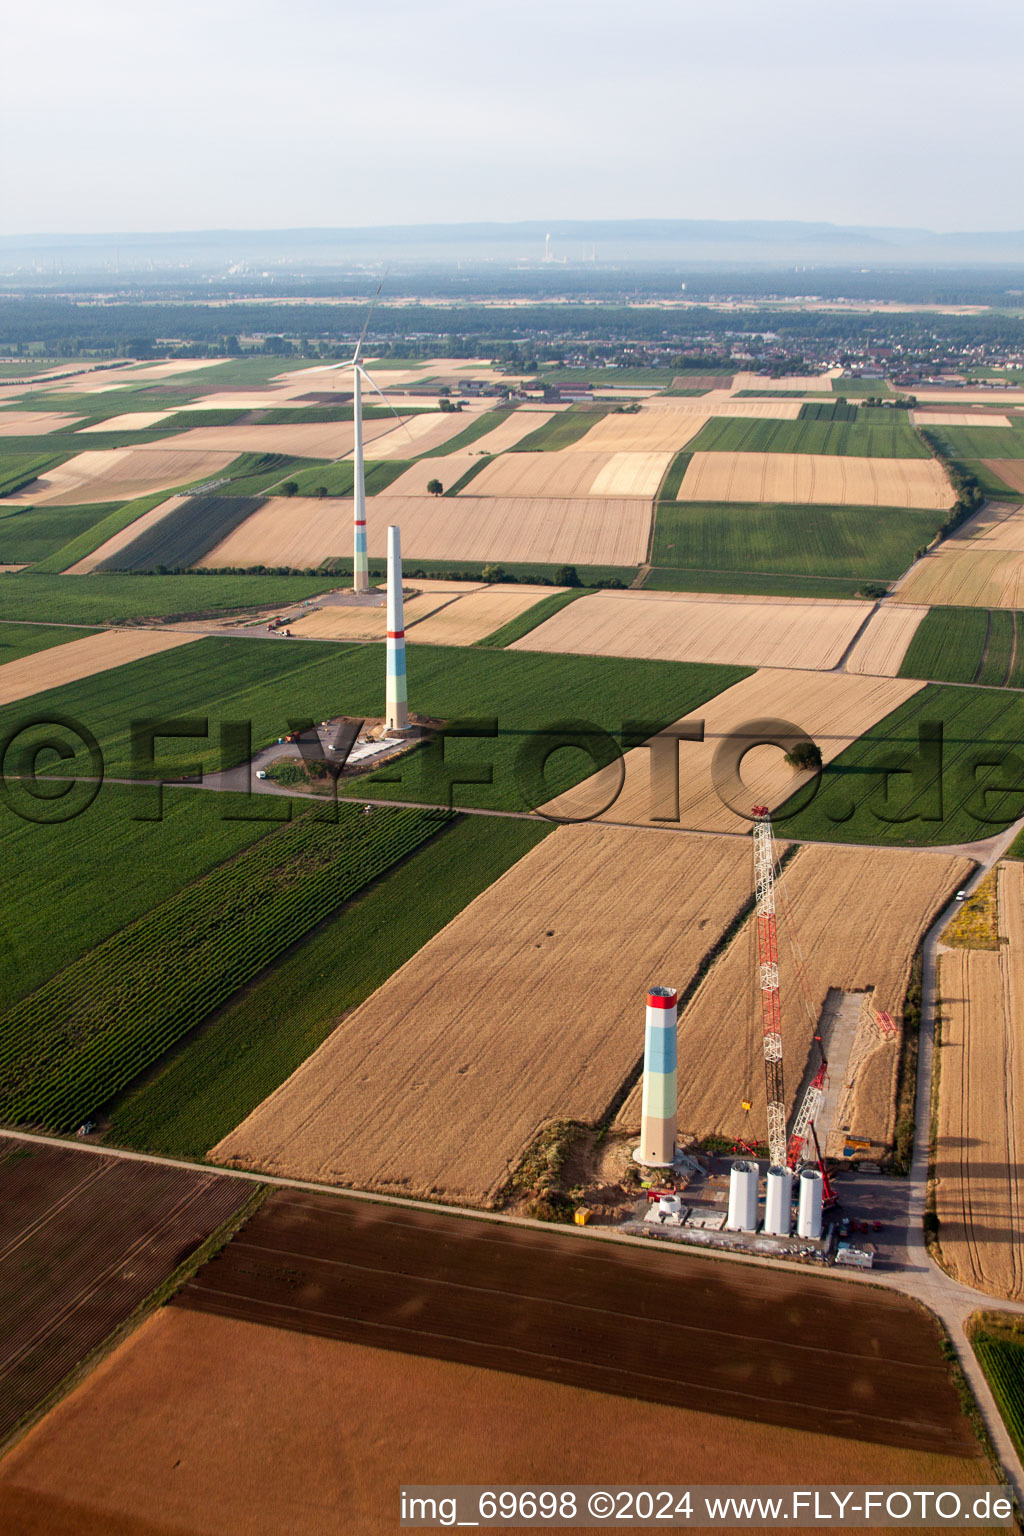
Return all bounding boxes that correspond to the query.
[752,807,788,1168]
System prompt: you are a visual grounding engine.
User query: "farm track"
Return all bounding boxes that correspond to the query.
[173,1192,976,1456]
[0,1140,247,1447]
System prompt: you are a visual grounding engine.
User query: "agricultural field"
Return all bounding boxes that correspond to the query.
[922,420,1024,461]
[844,603,929,676]
[201,491,653,568]
[686,408,929,458]
[405,583,567,646]
[0,571,328,623]
[96,494,270,572]
[0,499,125,566]
[511,588,873,670]
[5,444,240,506]
[616,844,969,1152]
[0,803,452,1132]
[109,816,550,1158]
[734,370,836,392]
[0,1279,988,1536]
[675,452,954,509]
[0,1139,248,1449]
[895,503,1024,608]
[982,460,1024,495]
[652,501,944,580]
[212,824,755,1203]
[541,668,923,834]
[780,683,1024,847]
[0,411,84,435]
[899,606,1024,686]
[642,567,872,599]
[911,411,1013,430]
[286,457,409,497]
[0,449,68,498]
[287,590,454,640]
[935,863,1024,1299]
[0,620,97,666]
[0,626,197,706]
[970,1316,1024,1464]
[466,448,670,499]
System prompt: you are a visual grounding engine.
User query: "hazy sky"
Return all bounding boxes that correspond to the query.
[5,0,1022,235]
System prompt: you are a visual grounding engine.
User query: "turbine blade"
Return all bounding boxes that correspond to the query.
[353,269,388,364]
[357,363,415,442]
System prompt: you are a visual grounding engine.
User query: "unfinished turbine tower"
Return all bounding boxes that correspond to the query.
[633,985,679,1167]
[385,524,408,732]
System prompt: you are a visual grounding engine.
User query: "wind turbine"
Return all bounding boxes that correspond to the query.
[334,277,410,596]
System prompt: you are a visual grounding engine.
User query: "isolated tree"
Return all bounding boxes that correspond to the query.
[280,480,298,497]
[426,478,444,497]
[785,740,822,772]
[553,565,581,587]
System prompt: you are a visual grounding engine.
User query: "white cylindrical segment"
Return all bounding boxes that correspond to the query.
[635,986,678,1167]
[385,524,408,731]
[352,367,369,594]
[796,1167,824,1240]
[763,1164,793,1236]
[727,1159,759,1232]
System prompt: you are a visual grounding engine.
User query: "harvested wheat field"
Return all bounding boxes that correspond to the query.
[617,844,970,1150]
[0,411,83,436]
[908,389,1024,406]
[560,410,711,454]
[0,1308,987,1536]
[202,493,651,569]
[451,409,556,454]
[159,418,398,459]
[6,446,239,506]
[75,411,176,434]
[467,449,669,499]
[844,603,929,675]
[677,452,955,510]
[543,668,924,834]
[358,410,485,460]
[380,453,482,496]
[911,411,1013,429]
[732,371,837,393]
[511,589,872,671]
[0,628,199,706]
[288,592,453,641]
[895,548,1024,609]
[65,494,190,574]
[213,824,755,1204]
[407,584,564,645]
[935,862,1024,1300]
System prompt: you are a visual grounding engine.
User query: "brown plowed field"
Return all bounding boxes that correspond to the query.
[983,460,1024,495]
[0,628,199,705]
[676,451,954,510]
[213,824,754,1204]
[175,1194,977,1455]
[935,862,1024,1299]
[542,668,923,833]
[617,844,969,1149]
[0,1137,247,1447]
[202,492,651,568]
[844,603,929,675]
[511,589,872,670]
[0,1308,988,1536]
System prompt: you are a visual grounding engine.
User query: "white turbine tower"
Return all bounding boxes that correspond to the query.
[332,279,408,596]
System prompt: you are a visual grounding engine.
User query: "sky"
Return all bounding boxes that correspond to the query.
[4,0,1023,236]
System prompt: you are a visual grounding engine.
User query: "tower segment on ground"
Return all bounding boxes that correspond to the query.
[752,806,788,1169]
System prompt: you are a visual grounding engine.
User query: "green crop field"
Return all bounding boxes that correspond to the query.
[0,571,327,623]
[658,450,693,501]
[509,409,610,452]
[831,379,895,397]
[476,588,586,647]
[0,635,746,812]
[685,409,929,458]
[219,451,325,496]
[289,459,408,496]
[106,815,550,1157]
[924,421,1024,460]
[0,801,451,1131]
[0,620,97,664]
[96,494,266,572]
[32,491,197,574]
[972,1327,1024,1463]
[0,785,287,1005]
[778,683,1024,846]
[900,607,1023,687]
[317,556,634,588]
[0,450,68,498]
[642,567,876,599]
[0,501,123,565]
[652,502,942,579]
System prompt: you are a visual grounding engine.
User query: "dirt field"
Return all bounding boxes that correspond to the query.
[65,493,189,574]
[287,592,453,640]
[406,584,563,645]
[8,446,239,506]
[894,504,1024,607]
[213,824,755,1204]
[616,844,970,1149]
[983,459,1024,495]
[910,411,1012,429]
[0,628,199,705]
[201,493,652,568]
[0,1137,246,1449]
[542,668,924,833]
[511,589,872,670]
[0,1304,987,1536]
[677,452,955,509]
[844,603,929,675]
[935,862,1024,1299]
[0,411,83,436]
[467,449,669,499]
[75,411,176,434]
